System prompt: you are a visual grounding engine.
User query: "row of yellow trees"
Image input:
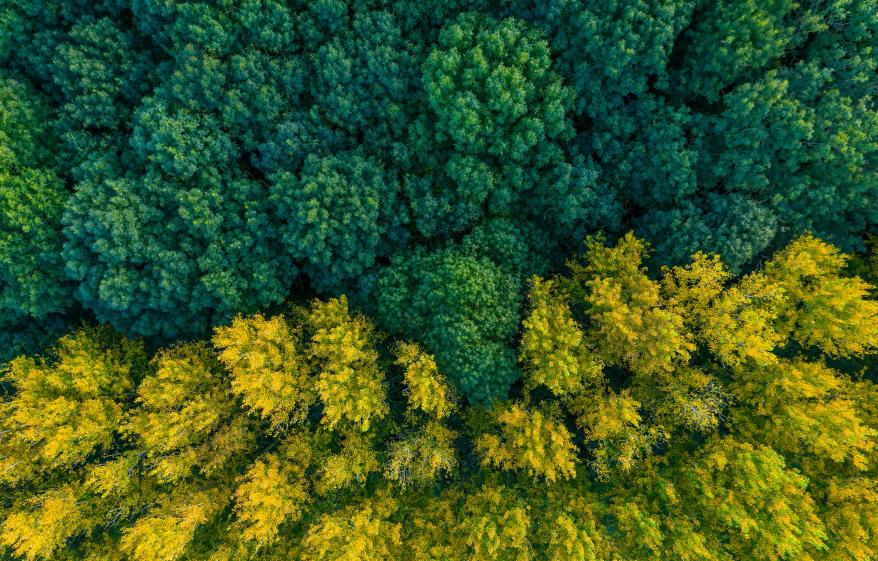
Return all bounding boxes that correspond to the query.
[1,234,877,561]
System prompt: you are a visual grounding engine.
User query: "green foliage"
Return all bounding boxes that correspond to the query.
[376,242,522,404]
[272,152,407,292]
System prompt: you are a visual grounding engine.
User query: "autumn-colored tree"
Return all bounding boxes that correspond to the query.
[519,276,602,397]
[300,497,401,561]
[214,312,314,428]
[0,327,144,484]
[477,403,578,482]
[124,343,250,483]
[307,296,388,431]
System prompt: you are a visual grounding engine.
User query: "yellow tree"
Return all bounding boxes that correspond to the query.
[535,489,613,561]
[124,343,251,483]
[570,233,694,377]
[395,342,456,419]
[0,327,144,484]
[214,313,314,428]
[663,252,787,367]
[458,485,532,561]
[120,487,230,561]
[477,403,577,482]
[0,485,86,561]
[568,389,656,481]
[315,429,380,495]
[819,477,878,561]
[234,450,310,550]
[765,234,878,356]
[730,359,876,471]
[307,296,388,431]
[519,276,603,397]
[662,252,731,326]
[677,437,827,561]
[300,496,401,561]
[384,420,457,489]
[388,343,458,488]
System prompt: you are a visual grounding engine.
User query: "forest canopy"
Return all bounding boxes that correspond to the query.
[2,235,878,560]
[1,0,878,560]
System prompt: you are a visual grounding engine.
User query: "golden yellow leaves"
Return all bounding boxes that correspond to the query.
[575,232,695,377]
[0,327,144,483]
[765,234,878,356]
[461,485,532,561]
[124,343,243,483]
[395,342,456,419]
[308,296,388,432]
[120,489,229,561]
[1,486,85,561]
[478,404,577,482]
[234,453,309,548]
[301,498,401,561]
[520,277,602,396]
[214,313,314,428]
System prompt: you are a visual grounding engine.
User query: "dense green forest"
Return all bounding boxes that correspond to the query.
[1,0,878,559]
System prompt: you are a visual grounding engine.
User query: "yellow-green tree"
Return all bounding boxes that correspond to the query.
[384,420,457,489]
[1,486,86,561]
[477,403,578,482]
[308,296,388,431]
[0,327,144,484]
[395,342,456,419]
[678,437,827,561]
[519,277,602,397]
[234,451,310,550]
[570,233,694,376]
[300,497,401,561]
[536,489,613,561]
[120,488,230,561]
[124,343,250,483]
[458,485,532,561]
[568,389,656,481]
[730,359,876,472]
[214,312,314,428]
[765,234,878,356]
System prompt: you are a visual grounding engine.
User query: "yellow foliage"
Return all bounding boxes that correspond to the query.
[821,478,878,561]
[0,486,85,561]
[124,343,242,482]
[460,485,532,561]
[537,492,611,561]
[570,389,655,480]
[662,252,731,323]
[120,488,228,561]
[214,313,314,428]
[400,491,465,561]
[85,456,134,498]
[698,272,786,366]
[308,296,388,431]
[235,453,310,548]
[648,366,725,434]
[765,234,878,356]
[731,359,876,470]
[477,403,577,482]
[301,498,401,561]
[384,420,457,488]
[573,233,694,376]
[395,342,456,419]
[683,437,827,561]
[520,277,603,396]
[316,430,379,494]
[0,328,142,481]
